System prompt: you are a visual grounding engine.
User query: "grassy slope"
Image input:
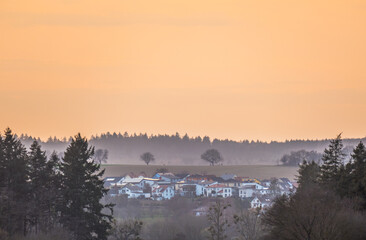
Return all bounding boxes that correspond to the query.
[101,164,299,181]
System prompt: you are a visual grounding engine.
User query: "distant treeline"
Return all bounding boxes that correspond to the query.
[16,132,366,165]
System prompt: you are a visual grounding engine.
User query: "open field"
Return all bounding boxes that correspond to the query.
[101,164,299,181]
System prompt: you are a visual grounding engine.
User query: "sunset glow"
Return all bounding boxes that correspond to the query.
[1,0,365,141]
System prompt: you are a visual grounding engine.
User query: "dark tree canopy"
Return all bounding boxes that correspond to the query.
[59,133,113,240]
[28,140,57,233]
[94,148,109,164]
[296,160,320,189]
[262,186,366,240]
[0,128,29,236]
[319,133,345,188]
[340,141,366,209]
[280,150,322,166]
[201,149,223,166]
[140,152,155,165]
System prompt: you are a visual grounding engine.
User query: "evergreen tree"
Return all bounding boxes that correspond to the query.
[0,128,29,236]
[296,160,320,189]
[348,142,366,209]
[44,151,63,231]
[319,133,345,189]
[60,133,113,240]
[28,141,56,233]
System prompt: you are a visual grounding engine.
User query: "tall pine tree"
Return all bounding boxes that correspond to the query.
[28,141,57,233]
[60,133,113,240]
[319,133,345,189]
[348,141,366,209]
[0,128,29,236]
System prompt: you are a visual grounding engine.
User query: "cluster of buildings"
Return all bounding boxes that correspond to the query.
[104,172,296,208]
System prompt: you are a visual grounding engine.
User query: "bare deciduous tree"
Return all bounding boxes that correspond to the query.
[110,219,143,240]
[201,149,223,166]
[140,152,155,165]
[207,200,231,240]
[233,209,264,240]
[94,149,109,164]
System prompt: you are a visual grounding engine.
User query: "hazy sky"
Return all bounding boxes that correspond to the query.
[1,0,365,141]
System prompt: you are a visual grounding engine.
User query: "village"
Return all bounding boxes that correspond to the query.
[104,171,297,209]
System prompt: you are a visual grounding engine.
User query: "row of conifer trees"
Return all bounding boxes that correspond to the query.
[0,128,113,240]
[263,134,366,239]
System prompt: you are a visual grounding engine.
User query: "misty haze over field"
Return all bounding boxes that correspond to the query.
[17,132,366,165]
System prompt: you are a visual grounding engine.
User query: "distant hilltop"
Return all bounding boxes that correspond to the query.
[16,132,366,165]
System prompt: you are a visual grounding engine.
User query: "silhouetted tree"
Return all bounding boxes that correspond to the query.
[207,200,231,240]
[319,133,345,190]
[296,160,320,189]
[140,152,155,165]
[109,219,143,240]
[59,133,113,240]
[0,128,29,236]
[262,186,366,240]
[201,149,223,166]
[345,141,366,209]
[94,149,109,164]
[233,209,264,240]
[268,178,281,197]
[280,150,322,166]
[28,141,55,233]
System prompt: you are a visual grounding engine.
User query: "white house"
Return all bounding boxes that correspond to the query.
[251,196,273,209]
[239,185,256,198]
[118,184,149,199]
[152,185,175,200]
[195,181,218,196]
[204,184,232,198]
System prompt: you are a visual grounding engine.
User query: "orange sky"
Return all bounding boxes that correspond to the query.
[1,0,365,141]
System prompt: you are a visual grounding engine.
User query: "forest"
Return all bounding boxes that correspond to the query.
[16,132,365,165]
[1,128,366,240]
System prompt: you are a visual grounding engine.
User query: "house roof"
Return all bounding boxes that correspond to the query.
[123,177,144,183]
[143,177,159,181]
[221,174,237,180]
[206,184,227,188]
[222,178,240,183]
[125,172,147,178]
[240,185,256,190]
[104,177,124,183]
[175,173,190,179]
[161,174,179,180]
[123,184,142,192]
[153,185,171,193]
[103,177,124,188]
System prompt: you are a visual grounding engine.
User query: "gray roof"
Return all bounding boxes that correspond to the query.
[220,174,237,180]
